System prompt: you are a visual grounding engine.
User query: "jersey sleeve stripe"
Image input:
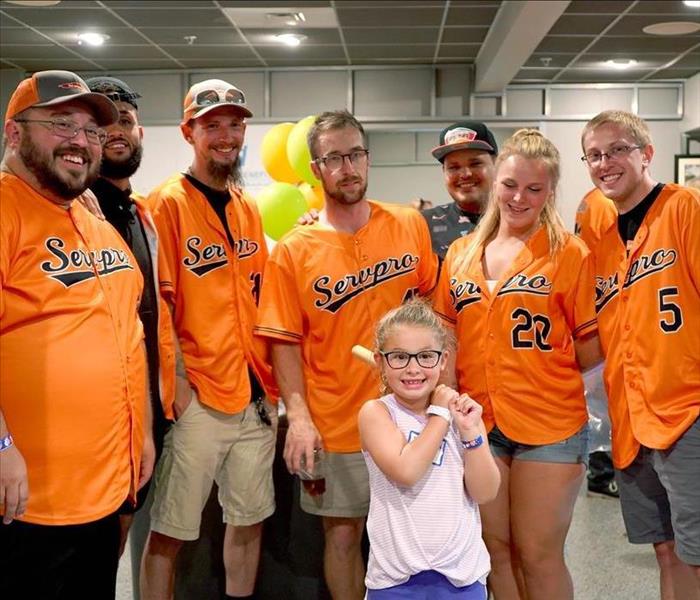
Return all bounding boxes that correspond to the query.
[253,326,303,342]
[434,309,456,326]
[572,318,597,338]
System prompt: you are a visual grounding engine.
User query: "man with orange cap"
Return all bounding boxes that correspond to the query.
[140,79,277,600]
[0,70,153,597]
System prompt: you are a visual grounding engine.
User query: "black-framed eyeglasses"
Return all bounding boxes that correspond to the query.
[13,118,106,145]
[580,144,642,166]
[314,149,369,171]
[380,350,443,369]
[187,87,246,111]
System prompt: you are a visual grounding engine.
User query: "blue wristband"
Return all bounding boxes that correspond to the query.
[0,434,13,452]
[461,434,483,450]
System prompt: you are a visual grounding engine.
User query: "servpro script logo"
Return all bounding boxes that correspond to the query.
[182,236,259,277]
[41,237,134,287]
[450,278,481,313]
[313,253,419,313]
[595,248,677,313]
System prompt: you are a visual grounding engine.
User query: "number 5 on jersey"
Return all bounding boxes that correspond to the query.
[658,287,683,333]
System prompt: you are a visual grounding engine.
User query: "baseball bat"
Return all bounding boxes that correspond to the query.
[351,344,376,367]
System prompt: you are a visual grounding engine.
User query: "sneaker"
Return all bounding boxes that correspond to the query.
[587,479,619,499]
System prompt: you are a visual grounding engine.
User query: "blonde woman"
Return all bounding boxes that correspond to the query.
[434,129,602,599]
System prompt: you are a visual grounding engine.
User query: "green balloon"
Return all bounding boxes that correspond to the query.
[287,115,320,186]
[256,182,309,241]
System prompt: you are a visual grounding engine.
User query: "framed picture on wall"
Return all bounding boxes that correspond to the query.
[674,155,700,191]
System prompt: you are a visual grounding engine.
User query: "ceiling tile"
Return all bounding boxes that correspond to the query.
[333,1,443,6]
[524,54,577,68]
[607,15,700,36]
[178,58,264,68]
[139,27,243,45]
[42,27,148,45]
[348,44,435,59]
[90,58,184,69]
[548,15,618,36]
[7,58,100,71]
[111,8,231,28]
[441,27,489,44]
[646,67,700,79]
[513,68,558,81]
[343,27,439,45]
[0,27,51,44]
[629,1,700,15]
[1,7,124,28]
[336,7,444,27]
[0,44,77,59]
[450,1,502,6]
[34,1,101,6]
[243,28,341,45]
[162,44,257,60]
[535,36,596,53]
[217,0,331,6]
[103,1,217,7]
[573,55,678,69]
[255,44,346,60]
[260,57,348,66]
[71,45,168,60]
[565,1,633,13]
[437,44,481,59]
[672,52,700,69]
[556,68,654,82]
[589,36,699,53]
[445,6,501,27]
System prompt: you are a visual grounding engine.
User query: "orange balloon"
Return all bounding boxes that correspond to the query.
[261,122,299,183]
[299,182,325,211]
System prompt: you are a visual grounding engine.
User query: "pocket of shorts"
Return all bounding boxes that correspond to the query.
[176,390,199,423]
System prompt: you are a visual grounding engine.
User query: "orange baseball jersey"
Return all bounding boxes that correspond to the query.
[575,188,617,250]
[593,183,700,469]
[147,173,276,417]
[0,172,146,525]
[434,227,597,445]
[255,201,439,452]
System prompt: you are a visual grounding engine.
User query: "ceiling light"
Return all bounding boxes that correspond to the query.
[605,59,637,70]
[77,32,109,46]
[274,33,306,47]
[683,1,700,7]
[266,12,306,27]
[643,21,700,35]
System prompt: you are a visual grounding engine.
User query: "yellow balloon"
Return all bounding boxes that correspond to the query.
[256,182,309,241]
[299,182,325,211]
[261,122,299,184]
[287,115,320,186]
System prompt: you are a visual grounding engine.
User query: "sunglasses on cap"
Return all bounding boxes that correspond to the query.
[186,87,246,111]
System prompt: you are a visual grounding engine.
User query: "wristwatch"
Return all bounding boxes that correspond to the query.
[426,404,452,424]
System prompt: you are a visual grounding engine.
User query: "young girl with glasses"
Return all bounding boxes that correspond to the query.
[358,300,500,600]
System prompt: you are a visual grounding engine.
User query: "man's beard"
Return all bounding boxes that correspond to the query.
[19,134,99,201]
[207,156,243,188]
[325,177,367,206]
[101,144,143,180]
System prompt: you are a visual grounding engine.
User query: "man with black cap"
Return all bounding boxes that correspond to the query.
[85,76,174,580]
[141,79,278,600]
[423,121,498,260]
[0,70,153,597]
